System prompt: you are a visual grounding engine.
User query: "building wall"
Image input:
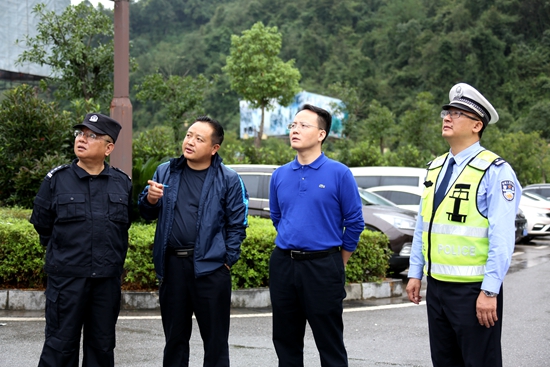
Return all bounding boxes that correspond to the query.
[0,0,70,78]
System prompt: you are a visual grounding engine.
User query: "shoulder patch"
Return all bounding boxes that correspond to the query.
[494,157,506,166]
[501,180,516,201]
[46,164,70,179]
[112,166,132,180]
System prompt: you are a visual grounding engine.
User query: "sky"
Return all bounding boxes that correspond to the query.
[70,0,115,9]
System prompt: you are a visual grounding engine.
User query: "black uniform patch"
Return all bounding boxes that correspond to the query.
[46,164,70,179]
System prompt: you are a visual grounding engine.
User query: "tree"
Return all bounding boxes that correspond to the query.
[134,72,209,144]
[16,3,116,105]
[0,85,74,208]
[223,21,301,148]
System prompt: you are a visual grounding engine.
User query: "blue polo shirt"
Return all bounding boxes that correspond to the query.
[269,153,364,252]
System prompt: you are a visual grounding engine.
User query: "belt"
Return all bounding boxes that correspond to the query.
[166,247,194,258]
[280,247,340,260]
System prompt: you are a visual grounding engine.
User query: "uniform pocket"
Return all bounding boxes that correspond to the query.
[56,194,86,222]
[108,193,129,223]
[44,286,60,330]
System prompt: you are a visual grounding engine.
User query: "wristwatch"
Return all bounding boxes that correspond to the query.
[482,290,498,297]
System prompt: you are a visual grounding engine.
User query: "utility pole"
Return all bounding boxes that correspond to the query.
[110,0,132,176]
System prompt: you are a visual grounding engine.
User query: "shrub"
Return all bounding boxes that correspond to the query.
[346,230,391,283]
[0,208,46,288]
[0,209,390,290]
[231,216,276,289]
[123,223,157,290]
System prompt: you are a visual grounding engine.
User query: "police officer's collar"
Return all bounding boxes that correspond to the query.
[449,142,483,167]
[72,159,109,178]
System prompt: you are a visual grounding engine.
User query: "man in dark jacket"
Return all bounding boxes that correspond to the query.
[138,116,248,367]
[31,113,132,367]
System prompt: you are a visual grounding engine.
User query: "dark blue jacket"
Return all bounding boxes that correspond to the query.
[138,154,248,279]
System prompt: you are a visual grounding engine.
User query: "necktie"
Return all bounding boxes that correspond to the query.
[434,158,455,209]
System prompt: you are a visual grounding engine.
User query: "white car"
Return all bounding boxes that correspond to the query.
[518,192,550,241]
[367,185,423,212]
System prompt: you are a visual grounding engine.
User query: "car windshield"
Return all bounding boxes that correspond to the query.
[358,188,398,207]
[523,191,550,202]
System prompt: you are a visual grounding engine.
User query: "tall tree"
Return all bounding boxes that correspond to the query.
[134,72,209,144]
[16,3,116,105]
[223,21,301,148]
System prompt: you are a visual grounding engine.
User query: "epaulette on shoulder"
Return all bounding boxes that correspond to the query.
[494,157,506,166]
[46,164,70,179]
[112,166,132,181]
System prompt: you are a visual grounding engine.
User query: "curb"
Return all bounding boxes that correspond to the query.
[0,279,403,310]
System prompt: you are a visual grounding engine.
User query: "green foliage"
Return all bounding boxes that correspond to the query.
[223,21,301,148]
[0,85,73,208]
[230,216,276,289]
[346,230,392,283]
[0,211,390,290]
[123,223,157,290]
[133,125,178,163]
[332,140,384,167]
[0,208,46,288]
[16,3,118,105]
[134,72,209,143]
[483,130,550,184]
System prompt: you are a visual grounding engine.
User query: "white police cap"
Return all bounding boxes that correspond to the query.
[442,83,499,126]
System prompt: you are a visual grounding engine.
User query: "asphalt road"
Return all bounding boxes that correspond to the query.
[1,239,549,367]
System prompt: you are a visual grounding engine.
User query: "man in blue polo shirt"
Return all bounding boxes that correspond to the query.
[269,104,364,367]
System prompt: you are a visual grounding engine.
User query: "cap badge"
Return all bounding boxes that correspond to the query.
[453,86,463,100]
[89,115,99,122]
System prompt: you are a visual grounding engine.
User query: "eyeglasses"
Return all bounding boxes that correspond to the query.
[440,110,480,121]
[74,129,113,143]
[287,121,323,130]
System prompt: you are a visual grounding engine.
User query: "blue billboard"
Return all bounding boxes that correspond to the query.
[239,91,347,139]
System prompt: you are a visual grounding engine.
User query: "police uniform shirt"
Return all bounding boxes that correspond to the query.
[409,142,522,293]
[30,159,132,278]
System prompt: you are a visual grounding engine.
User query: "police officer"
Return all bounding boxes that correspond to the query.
[31,113,132,367]
[406,83,521,367]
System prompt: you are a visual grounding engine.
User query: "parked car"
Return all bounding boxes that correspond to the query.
[229,164,417,273]
[518,191,550,241]
[523,183,550,200]
[349,166,427,190]
[366,185,423,212]
[366,185,527,243]
[515,208,528,243]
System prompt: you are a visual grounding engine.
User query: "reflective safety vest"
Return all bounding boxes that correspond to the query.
[421,150,503,282]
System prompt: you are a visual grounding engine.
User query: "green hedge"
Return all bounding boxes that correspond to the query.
[0,208,390,290]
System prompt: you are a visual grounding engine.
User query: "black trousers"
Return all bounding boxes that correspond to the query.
[426,277,503,367]
[269,247,348,367]
[160,254,232,367]
[38,276,121,367]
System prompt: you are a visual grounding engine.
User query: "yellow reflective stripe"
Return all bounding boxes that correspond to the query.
[423,221,489,238]
[430,263,485,276]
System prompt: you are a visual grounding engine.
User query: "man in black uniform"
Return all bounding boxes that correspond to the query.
[30,113,132,367]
